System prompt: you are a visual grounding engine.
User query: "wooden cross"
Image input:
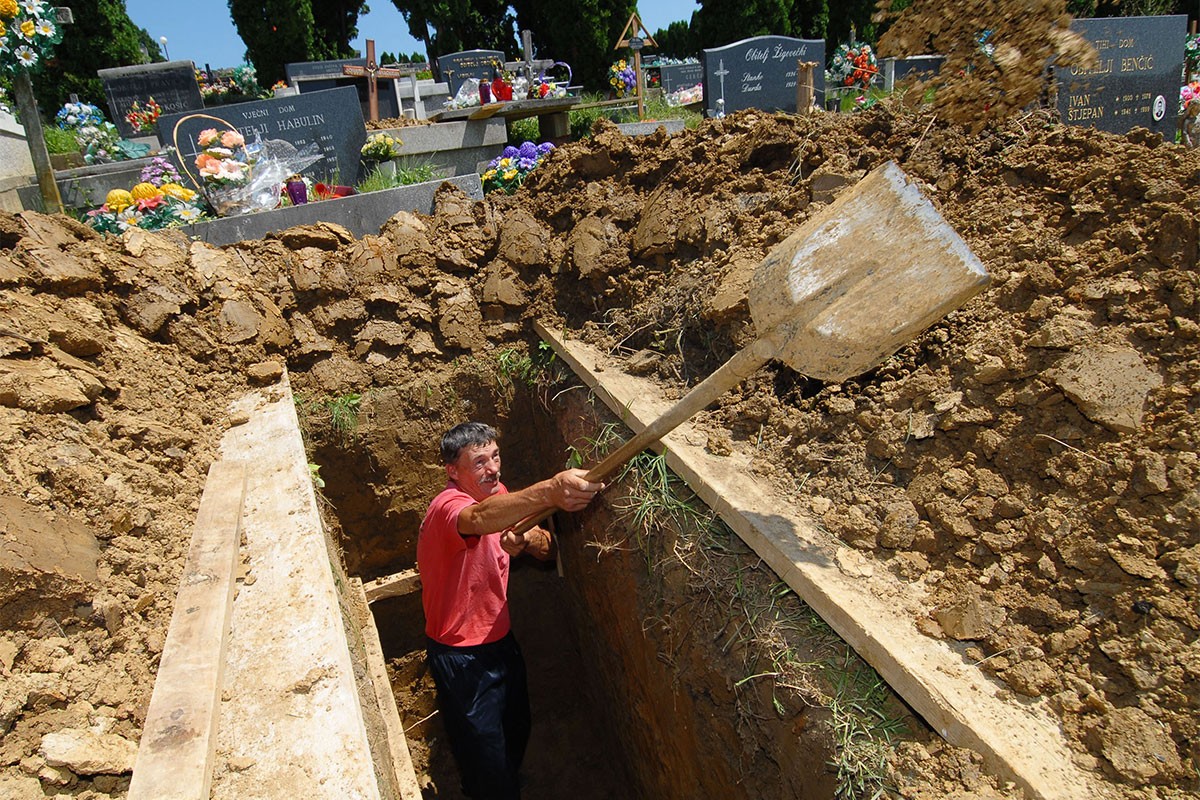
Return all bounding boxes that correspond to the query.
[342,39,406,121]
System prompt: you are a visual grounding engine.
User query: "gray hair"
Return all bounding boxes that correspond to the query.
[440,421,498,464]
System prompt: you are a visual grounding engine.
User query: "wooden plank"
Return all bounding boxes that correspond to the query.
[351,579,423,799]
[128,461,246,800]
[363,568,421,604]
[535,320,1109,800]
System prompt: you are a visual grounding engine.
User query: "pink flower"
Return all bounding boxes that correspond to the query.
[197,128,220,148]
[221,131,245,148]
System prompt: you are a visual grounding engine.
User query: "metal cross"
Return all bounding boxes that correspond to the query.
[714,59,729,108]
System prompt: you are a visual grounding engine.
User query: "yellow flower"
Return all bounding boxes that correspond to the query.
[0,0,17,20]
[19,18,35,39]
[0,20,6,36]
[502,169,517,181]
[482,169,496,181]
[160,183,196,202]
[105,189,133,211]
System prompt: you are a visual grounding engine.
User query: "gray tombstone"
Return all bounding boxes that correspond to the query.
[1055,14,1186,138]
[880,55,945,91]
[660,62,703,95]
[98,60,204,138]
[437,50,506,95]
[157,86,366,186]
[701,36,825,117]
[285,58,403,120]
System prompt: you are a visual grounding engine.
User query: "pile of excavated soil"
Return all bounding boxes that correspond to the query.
[0,101,1196,799]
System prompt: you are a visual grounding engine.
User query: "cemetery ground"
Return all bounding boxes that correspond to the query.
[0,100,1197,800]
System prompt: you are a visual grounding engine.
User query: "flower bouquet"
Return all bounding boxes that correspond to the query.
[608,60,636,98]
[361,132,402,162]
[125,97,162,134]
[178,116,324,216]
[828,42,878,91]
[85,182,208,235]
[0,0,64,77]
[480,141,554,195]
[56,101,105,131]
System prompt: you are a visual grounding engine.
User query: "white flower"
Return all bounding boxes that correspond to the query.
[15,46,38,68]
[35,20,54,37]
[175,206,202,222]
[20,0,44,15]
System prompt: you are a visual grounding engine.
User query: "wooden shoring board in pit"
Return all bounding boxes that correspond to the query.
[128,461,246,800]
[535,320,1111,800]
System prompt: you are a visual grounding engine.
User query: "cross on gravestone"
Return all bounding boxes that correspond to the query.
[714,59,729,111]
[342,39,406,121]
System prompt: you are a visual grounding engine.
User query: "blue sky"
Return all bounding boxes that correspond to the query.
[124,1,700,71]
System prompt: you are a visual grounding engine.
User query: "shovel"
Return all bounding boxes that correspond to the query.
[515,160,990,533]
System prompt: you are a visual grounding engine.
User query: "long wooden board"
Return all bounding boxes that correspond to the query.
[535,320,1111,800]
[128,461,246,800]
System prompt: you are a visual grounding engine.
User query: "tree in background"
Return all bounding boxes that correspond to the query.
[651,18,699,59]
[390,0,517,66]
[28,0,162,117]
[508,0,637,91]
[229,0,367,85]
[693,0,791,49]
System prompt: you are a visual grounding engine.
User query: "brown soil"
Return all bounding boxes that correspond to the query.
[1,99,1196,799]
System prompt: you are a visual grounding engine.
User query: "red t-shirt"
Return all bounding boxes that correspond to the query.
[417,481,512,646]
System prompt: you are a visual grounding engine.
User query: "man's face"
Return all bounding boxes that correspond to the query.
[446,440,502,502]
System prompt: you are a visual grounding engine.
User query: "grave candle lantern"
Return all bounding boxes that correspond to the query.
[285,175,307,205]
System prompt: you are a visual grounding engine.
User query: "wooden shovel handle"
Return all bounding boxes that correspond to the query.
[509,336,776,536]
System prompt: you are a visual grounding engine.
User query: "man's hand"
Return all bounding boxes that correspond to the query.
[499,527,554,560]
[549,469,604,512]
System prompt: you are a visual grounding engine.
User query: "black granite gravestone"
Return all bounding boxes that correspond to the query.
[437,50,506,95]
[98,60,204,138]
[157,86,366,186]
[701,36,825,117]
[660,62,703,94]
[285,58,402,120]
[1055,14,1187,138]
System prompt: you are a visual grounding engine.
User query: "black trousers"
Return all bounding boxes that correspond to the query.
[427,632,531,800]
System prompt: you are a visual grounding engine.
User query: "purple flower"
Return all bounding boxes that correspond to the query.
[502,145,519,159]
[517,157,538,171]
[518,141,538,160]
[537,142,555,155]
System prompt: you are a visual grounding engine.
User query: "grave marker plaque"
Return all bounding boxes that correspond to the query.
[1055,14,1187,138]
[98,60,204,138]
[702,36,825,117]
[437,50,505,95]
[660,62,703,94]
[158,86,366,185]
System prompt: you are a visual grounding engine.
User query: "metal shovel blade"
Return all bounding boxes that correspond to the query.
[749,160,990,382]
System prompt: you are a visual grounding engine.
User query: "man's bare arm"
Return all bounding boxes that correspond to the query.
[457,469,602,535]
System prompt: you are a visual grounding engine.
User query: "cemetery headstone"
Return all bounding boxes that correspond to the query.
[286,58,403,120]
[1054,14,1187,138]
[660,62,703,94]
[881,55,945,91]
[157,86,366,186]
[98,60,204,139]
[438,50,505,95]
[702,36,825,117]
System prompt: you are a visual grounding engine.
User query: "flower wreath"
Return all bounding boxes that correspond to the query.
[828,41,878,91]
[0,0,64,77]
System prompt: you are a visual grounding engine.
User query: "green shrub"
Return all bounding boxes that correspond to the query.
[42,125,80,154]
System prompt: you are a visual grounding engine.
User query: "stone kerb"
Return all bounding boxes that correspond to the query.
[180,173,482,246]
[616,119,686,137]
[372,118,506,178]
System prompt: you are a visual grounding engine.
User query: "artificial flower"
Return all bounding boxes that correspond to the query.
[19,0,41,14]
[0,21,6,37]
[14,45,36,67]
[18,18,33,39]
[34,19,51,37]
[480,140,553,195]
[0,0,17,19]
